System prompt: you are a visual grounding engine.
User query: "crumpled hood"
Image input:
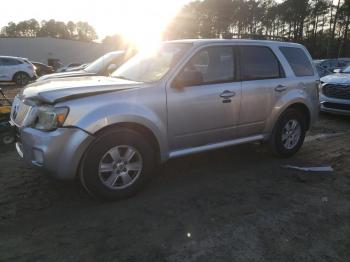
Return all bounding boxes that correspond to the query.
[321,73,350,84]
[37,70,96,81]
[23,76,142,104]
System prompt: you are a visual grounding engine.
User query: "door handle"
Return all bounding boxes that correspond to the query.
[275,85,287,92]
[220,90,236,98]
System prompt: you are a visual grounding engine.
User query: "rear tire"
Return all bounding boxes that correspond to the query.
[13,72,30,86]
[79,128,156,200]
[269,109,307,158]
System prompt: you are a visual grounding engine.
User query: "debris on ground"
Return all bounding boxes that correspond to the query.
[321,196,329,203]
[281,165,334,172]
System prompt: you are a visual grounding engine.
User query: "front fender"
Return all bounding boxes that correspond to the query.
[63,97,169,161]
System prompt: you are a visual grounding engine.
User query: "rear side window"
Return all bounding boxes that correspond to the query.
[280,47,314,77]
[240,46,282,81]
[0,58,22,66]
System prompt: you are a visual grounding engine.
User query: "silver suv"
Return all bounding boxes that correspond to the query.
[10,40,319,200]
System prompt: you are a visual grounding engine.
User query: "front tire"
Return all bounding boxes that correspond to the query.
[79,128,156,200]
[269,109,307,157]
[0,132,15,145]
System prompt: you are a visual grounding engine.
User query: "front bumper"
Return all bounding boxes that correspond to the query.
[320,93,350,116]
[16,127,94,180]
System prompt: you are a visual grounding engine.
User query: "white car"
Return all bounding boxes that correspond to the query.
[37,51,127,81]
[0,56,36,86]
[320,64,350,115]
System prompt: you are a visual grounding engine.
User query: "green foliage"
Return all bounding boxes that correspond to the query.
[164,0,350,58]
[0,19,97,42]
[102,34,128,49]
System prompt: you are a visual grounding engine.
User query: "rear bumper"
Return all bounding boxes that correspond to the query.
[16,127,95,180]
[320,93,350,116]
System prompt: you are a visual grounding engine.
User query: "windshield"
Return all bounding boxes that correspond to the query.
[85,53,122,73]
[341,65,350,73]
[112,43,191,83]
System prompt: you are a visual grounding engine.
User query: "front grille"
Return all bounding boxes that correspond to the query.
[322,102,350,111]
[322,84,350,100]
[11,96,32,126]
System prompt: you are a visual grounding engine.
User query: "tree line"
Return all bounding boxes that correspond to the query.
[1,1,349,58]
[164,0,350,59]
[0,19,98,42]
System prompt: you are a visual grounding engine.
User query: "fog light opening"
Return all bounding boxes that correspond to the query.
[33,149,44,165]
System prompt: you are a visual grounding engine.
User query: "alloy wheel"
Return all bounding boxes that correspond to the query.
[281,119,301,150]
[16,73,29,86]
[98,145,143,190]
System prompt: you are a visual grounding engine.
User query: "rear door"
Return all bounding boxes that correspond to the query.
[2,58,22,80]
[0,58,11,81]
[238,45,286,137]
[0,59,5,80]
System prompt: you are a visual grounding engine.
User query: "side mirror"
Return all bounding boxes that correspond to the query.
[107,64,118,74]
[173,70,203,88]
[333,68,341,73]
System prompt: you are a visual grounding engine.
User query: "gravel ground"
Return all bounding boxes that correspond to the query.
[1,85,350,261]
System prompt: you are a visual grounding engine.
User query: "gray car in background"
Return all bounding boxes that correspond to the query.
[11,39,319,200]
[37,51,128,81]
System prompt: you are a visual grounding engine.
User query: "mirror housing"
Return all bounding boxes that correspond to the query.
[107,64,118,74]
[173,70,203,88]
[333,68,342,73]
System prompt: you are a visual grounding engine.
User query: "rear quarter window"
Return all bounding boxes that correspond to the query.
[279,47,314,77]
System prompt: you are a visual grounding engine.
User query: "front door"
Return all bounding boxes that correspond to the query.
[167,46,242,150]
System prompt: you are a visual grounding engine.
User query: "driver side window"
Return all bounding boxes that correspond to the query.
[179,46,235,87]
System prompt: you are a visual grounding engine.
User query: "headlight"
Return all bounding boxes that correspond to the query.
[33,106,69,131]
[319,81,325,91]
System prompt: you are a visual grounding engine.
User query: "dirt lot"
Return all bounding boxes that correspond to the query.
[1,85,350,262]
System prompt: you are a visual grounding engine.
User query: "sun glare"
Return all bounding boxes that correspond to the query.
[119,18,163,53]
[103,0,184,53]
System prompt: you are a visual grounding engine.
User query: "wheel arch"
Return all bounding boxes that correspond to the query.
[265,100,312,136]
[285,103,311,130]
[94,122,163,164]
[12,71,30,81]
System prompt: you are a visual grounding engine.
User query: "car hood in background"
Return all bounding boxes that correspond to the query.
[321,73,350,84]
[37,70,96,81]
[22,76,143,104]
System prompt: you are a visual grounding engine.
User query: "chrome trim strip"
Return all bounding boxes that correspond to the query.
[169,135,264,159]
[15,142,24,158]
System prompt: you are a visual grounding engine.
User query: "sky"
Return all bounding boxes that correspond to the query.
[0,0,192,41]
